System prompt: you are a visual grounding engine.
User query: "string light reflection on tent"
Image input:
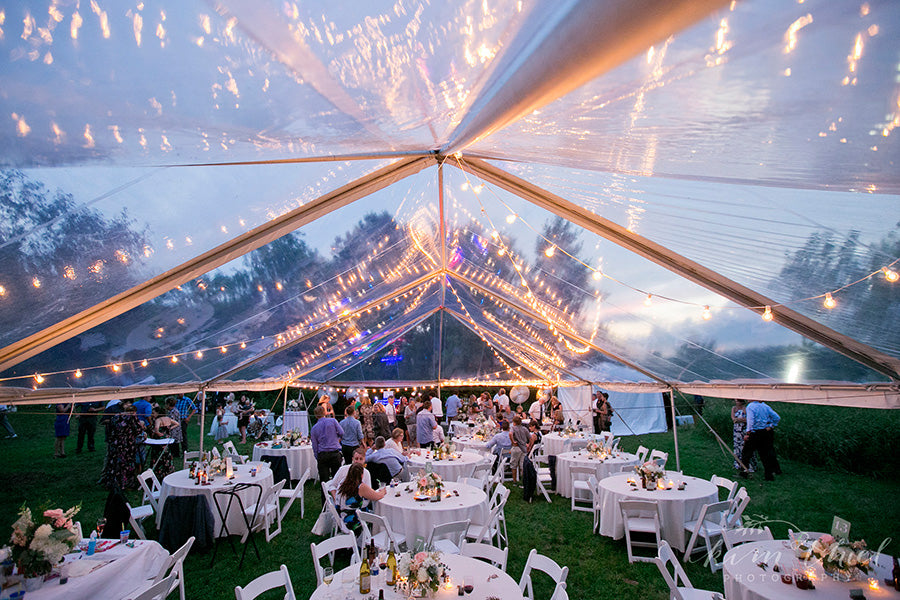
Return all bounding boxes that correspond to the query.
[644,294,653,306]
[824,292,836,309]
[883,267,899,282]
[762,305,774,321]
[702,305,712,320]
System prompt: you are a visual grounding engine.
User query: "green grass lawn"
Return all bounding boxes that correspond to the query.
[1,405,898,599]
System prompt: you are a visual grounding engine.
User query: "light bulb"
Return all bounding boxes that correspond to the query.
[701,306,712,320]
[644,294,652,306]
[883,267,899,282]
[171,355,179,363]
[506,214,516,224]
[220,346,227,353]
[544,246,556,258]
[196,351,203,359]
[240,342,247,349]
[141,359,148,367]
[74,369,82,378]
[34,373,44,384]
[762,306,773,321]
[112,364,120,372]
[823,292,836,309]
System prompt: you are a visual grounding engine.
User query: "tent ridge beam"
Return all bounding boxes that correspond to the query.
[0,156,436,374]
[459,158,900,383]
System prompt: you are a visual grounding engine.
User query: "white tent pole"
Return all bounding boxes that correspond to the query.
[198,387,206,454]
[669,387,680,473]
[438,161,446,402]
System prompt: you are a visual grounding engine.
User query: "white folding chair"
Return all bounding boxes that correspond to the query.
[139,469,163,513]
[529,445,553,504]
[356,510,406,552]
[598,431,613,445]
[649,449,668,468]
[569,466,595,513]
[182,451,200,468]
[683,500,733,572]
[279,467,310,519]
[722,526,773,551]
[466,484,509,546]
[610,437,621,453]
[310,534,361,585]
[126,501,154,540]
[726,487,750,528]
[710,474,738,501]
[460,540,508,570]
[243,480,285,543]
[321,482,352,536]
[210,446,221,459]
[518,548,569,600]
[131,572,178,600]
[223,441,248,464]
[151,536,194,600]
[234,564,296,600]
[426,519,470,554]
[619,500,661,563]
[635,445,649,463]
[590,476,603,534]
[655,541,723,600]
[549,583,568,600]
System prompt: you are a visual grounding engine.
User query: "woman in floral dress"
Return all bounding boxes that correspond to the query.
[731,399,756,472]
[101,400,143,490]
[358,396,375,445]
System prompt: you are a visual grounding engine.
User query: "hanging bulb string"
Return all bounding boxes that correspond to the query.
[450,154,900,314]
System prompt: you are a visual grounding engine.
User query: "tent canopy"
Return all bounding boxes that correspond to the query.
[0,0,898,408]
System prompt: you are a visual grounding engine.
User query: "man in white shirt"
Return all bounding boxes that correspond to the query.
[326,446,372,494]
[383,395,396,427]
[431,395,443,420]
[529,397,547,422]
[494,389,510,413]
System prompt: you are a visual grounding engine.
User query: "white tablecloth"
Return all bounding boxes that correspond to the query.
[723,540,894,600]
[452,436,490,455]
[555,451,640,497]
[282,410,309,436]
[406,451,484,482]
[375,481,488,544]
[208,413,238,437]
[542,432,591,456]
[158,462,274,537]
[251,441,316,480]
[597,473,718,552]
[308,553,525,600]
[25,540,169,600]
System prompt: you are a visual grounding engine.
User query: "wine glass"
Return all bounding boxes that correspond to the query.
[323,567,334,586]
[95,517,107,535]
[464,576,474,594]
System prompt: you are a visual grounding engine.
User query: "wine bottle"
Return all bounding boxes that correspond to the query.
[892,556,900,591]
[368,540,377,565]
[386,544,397,586]
[359,556,371,594]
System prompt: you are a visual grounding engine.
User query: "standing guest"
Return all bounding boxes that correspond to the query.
[340,405,365,465]
[467,395,481,417]
[590,392,601,433]
[741,400,781,481]
[430,394,443,424]
[75,401,101,453]
[0,404,16,439]
[386,428,407,454]
[150,406,178,478]
[405,397,418,448]
[373,403,392,441]
[445,392,461,425]
[481,393,496,419]
[395,396,408,440]
[596,392,614,432]
[509,416,530,483]
[176,393,198,451]
[133,396,153,429]
[311,404,344,501]
[101,399,124,443]
[101,400,143,490]
[236,395,254,444]
[318,395,335,419]
[358,396,375,445]
[528,396,547,423]
[54,403,72,458]
[416,399,438,450]
[214,404,230,442]
[549,396,564,430]
[384,395,396,429]
[494,389,510,414]
[732,399,757,473]
[164,397,183,456]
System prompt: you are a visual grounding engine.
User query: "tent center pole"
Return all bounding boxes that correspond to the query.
[669,387,680,472]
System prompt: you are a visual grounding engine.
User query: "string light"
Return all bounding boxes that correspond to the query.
[220,346,227,353]
[702,305,712,320]
[883,267,899,282]
[644,294,652,306]
[112,363,121,372]
[34,374,44,384]
[170,355,178,363]
[196,351,203,359]
[141,359,148,367]
[823,292,836,309]
[74,369,82,378]
[544,246,556,258]
[762,305,773,322]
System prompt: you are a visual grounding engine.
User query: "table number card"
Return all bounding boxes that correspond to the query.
[831,516,851,541]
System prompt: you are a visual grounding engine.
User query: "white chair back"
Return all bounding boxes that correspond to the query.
[722,526,773,551]
[356,510,406,551]
[549,582,568,600]
[649,449,668,468]
[234,564,296,600]
[138,469,162,512]
[518,548,568,600]
[310,534,361,585]
[635,446,649,463]
[726,487,750,528]
[132,572,179,600]
[426,519,470,555]
[460,541,508,570]
[279,467,310,519]
[620,500,661,563]
[655,540,694,599]
[710,474,738,501]
[321,482,352,536]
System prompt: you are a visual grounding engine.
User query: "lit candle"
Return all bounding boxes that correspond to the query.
[225,457,234,479]
[868,577,880,590]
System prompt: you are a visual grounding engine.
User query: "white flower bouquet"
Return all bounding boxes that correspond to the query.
[416,472,443,496]
[9,503,81,577]
[811,534,871,580]
[397,551,447,596]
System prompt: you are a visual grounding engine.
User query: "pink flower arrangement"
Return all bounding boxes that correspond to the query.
[7,502,81,577]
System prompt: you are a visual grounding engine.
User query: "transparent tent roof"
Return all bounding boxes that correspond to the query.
[0,0,897,406]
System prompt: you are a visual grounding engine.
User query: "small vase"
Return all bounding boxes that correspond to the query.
[823,564,856,582]
[24,575,45,591]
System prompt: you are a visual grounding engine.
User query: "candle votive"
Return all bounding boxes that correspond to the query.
[869,577,880,590]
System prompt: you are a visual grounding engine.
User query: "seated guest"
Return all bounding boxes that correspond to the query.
[433,421,445,445]
[327,446,372,494]
[386,428,407,454]
[335,463,386,538]
[366,436,409,481]
[485,420,512,457]
[526,420,543,455]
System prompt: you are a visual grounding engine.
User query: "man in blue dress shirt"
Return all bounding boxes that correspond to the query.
[445,392,461,425]
[741,400,782,481]
[311,404,344,501]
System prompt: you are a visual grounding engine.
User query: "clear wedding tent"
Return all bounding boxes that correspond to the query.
[0,0,898,409]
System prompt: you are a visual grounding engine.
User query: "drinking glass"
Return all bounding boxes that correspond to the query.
[323,567,334,586]
[464,576,474,595]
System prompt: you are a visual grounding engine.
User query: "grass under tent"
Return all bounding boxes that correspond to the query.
[0,397,898,599]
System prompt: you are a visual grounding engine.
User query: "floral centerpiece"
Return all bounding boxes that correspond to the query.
[397,551,448,597]
[286,399,300,410]
[281,430,306,446]
[562,424,579,437]
[472,423,495,441]
[9,503,81,579]
[416,472,443,496]
[433,441,456,459]
[635,461,664,488]
[585,441,609,459]
[811,534,871,581]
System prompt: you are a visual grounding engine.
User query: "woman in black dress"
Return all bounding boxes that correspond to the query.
[236,395,254,443]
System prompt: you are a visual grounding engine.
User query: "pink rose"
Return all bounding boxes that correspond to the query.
[818,534,835,545]
[418,478,427,487]
[55,518,71,529]
[43,509,64,521]
[414,552,427,562]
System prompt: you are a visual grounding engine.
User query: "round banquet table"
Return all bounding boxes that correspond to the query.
[375,481,488,544]
[406,451,484,482]
[723,540,894,600]
[452,436,491,455]
[542,432,591,456]
[597,473,719,552]
[25,540,169,600]
[555,450,640,497]
[308,552,525,600]
[251,440,316,480]
[158,461,274,537]
[208,412,239,437]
